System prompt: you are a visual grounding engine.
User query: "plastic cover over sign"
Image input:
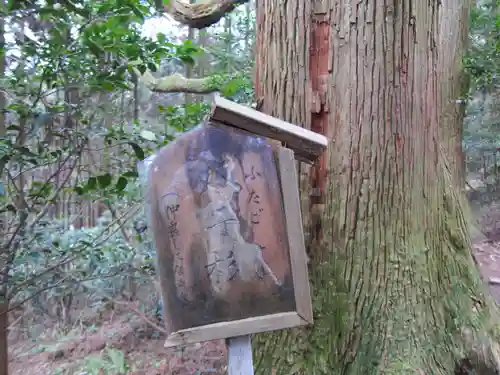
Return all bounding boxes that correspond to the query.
[139,122,296,333]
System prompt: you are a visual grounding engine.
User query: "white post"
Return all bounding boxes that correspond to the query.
[226,335,254,375]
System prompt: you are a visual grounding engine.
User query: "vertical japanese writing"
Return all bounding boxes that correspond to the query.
[162,193,188,303]
[245,165,264,225]
[164,193,180,250]
[244,165,262,181]
[242,162,281,286]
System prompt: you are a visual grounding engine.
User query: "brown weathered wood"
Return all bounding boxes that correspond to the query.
[160,146,316,349]
[148,125,296,335]
[276,147,314,324]
[164,312,306,348]
[145,124,313,349]
[210,95,328,164]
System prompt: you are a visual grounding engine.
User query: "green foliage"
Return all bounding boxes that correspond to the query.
[463,0,500,174]
[463,0,500,91]
[82,348,130,375]
[159,102,211,132]
[0,0,199,305]
[10,209,157,317]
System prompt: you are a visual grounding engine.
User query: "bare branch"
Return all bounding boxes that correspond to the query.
[6,274,69,314]
[109,297,168,334]
[8,255,75,298]
[26,147,84,232]
[165,0,249,29]
[138,70,221,94]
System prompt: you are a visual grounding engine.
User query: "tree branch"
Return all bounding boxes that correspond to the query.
[138,70,221,94]
[134,0,252,94]
[163,0,249,29]
[107,297,168,334]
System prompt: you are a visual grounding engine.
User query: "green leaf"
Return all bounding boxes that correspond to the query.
[157,32,166,44]
[137,65,147,75]
[97,3,113,14]
[147,61,157,72]
[16,146,37,157]
[129,4,146,21]
[122,170,138,178]
[7,0,24,12]
[178,55,195,65]
[128,142,145,160]
[103,81,116,90]
[74,186,84,196]
[87,177,97,190]
[116,176,128,192]
[97,174,112,188]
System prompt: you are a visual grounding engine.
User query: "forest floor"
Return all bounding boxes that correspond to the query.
[8,311,227,375]
[7,201,500,375]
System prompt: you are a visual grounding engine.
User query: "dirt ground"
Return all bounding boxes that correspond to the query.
[470,202,500,301]
[7,201,500,375]
[8,314,227,375]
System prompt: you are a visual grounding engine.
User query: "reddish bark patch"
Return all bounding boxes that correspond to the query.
[401,54,408,87]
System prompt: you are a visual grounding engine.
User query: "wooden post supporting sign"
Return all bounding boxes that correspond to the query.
[227,335,254,375]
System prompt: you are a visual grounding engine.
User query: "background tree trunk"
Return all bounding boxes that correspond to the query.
[185,11,196,114]
[253,1,500,373]
[439,0,470,187]
[0,14,8,375]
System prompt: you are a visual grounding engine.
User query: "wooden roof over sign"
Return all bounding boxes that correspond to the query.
[210,95,328,164]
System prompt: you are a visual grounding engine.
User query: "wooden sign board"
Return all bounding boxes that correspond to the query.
[143,117,321,348]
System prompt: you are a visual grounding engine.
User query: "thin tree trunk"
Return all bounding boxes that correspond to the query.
[224,14,232,72]
[197,29,210,103]
[185,13,196,112]
[254,1,499,374]
[197,30,209,77]
[244,2,251,54]
[0,15,8,375]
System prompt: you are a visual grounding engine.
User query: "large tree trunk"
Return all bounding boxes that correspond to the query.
[253,1,500,374]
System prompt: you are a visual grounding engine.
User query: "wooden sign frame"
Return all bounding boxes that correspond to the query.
[163,146,314,348]
[211,95,328,164]
[153,96,327,348]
